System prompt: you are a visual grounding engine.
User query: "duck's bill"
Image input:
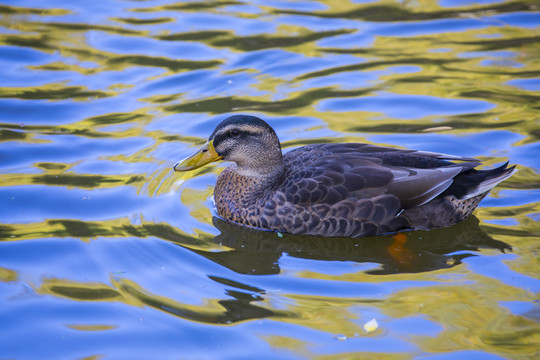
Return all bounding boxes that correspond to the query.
[173,140,223,171]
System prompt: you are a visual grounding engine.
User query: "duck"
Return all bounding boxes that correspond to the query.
[173,115,516,238]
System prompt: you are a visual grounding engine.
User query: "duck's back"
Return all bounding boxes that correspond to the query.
[280,143,479,207]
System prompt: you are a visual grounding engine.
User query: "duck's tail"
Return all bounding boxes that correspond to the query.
[443,161,517,200]
[403,162,516,231]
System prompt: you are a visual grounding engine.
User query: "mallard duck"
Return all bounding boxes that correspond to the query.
[174,115,516,238]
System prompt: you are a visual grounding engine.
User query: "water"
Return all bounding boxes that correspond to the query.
[1,0,539,359]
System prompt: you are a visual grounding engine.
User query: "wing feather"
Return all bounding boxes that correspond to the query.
[282,143,474,209]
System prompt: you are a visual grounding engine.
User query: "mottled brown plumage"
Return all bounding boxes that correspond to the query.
[174,115,516,238]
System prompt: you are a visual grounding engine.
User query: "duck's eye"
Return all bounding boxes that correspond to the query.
[229,130,240,138]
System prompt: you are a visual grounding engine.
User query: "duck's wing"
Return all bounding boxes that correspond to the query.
[383,163,478,208]
[282,143,480,209]
[314,143,479,164]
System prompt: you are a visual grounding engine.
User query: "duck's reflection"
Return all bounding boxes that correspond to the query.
[195,216,511,275]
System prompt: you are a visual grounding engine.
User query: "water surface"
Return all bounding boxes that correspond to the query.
[1,0,539,359]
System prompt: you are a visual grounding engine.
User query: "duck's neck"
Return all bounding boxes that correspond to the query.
[232,148,285,179]
[221,162,284,198]
[235,160,285,179]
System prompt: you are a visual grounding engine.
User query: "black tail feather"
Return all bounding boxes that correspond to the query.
[443,162,516,199]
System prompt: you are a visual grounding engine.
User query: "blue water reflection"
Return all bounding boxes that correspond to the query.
[319,93,495,119]
[507,77,540,90]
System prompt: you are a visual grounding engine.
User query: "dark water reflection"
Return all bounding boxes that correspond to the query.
[208,217,511,275]
[1,0,539,359]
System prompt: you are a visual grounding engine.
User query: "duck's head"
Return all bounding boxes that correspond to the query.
[174,115,284,177]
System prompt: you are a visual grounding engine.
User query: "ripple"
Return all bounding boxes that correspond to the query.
[318,93,496,119]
